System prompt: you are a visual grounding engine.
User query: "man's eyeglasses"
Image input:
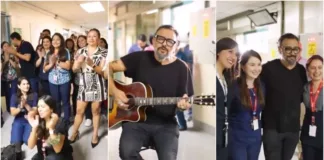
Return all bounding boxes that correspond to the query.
[154,35,177,47]
[281,46,301,54]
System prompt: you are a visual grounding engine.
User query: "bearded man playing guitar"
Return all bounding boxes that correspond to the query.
[109,25,194,160]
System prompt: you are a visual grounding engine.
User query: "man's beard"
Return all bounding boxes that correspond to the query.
[286,55,297,65]
[155,47,169,61]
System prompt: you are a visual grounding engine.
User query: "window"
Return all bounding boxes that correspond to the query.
[236,28,270,63]
[1,12,11,42]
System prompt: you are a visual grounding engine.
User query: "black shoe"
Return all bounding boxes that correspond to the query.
[179,126,187,131]
[91,137,100,148]
[69,131,80,144]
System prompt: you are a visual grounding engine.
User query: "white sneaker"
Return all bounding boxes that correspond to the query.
[84,119,92,127]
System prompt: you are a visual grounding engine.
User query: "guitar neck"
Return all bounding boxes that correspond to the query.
[134,97,191,106]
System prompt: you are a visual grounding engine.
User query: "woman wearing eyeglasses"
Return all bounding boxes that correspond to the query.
[300,55,323,160]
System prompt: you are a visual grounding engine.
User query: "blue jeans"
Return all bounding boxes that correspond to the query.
[49,82,71,121]
[29,78,39,94]
[176,110,187,128]
[3,79,18,112]
[10,119,31,145]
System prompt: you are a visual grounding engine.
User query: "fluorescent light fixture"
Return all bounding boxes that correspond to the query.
[247,9,276,26]
[80,2,105,13]
[146,9,158,15]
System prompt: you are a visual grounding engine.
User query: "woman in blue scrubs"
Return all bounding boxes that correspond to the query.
[228,50,265,160]
[10,77,38,152]
[216,37,238,160]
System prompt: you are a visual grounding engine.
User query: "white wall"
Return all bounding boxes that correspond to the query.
[189,1,216,129]
[284,1,323,34]
[5,1,86,48]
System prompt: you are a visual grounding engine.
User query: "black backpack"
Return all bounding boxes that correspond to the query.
[1,144,21,160]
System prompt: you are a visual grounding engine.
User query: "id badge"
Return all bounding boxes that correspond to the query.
[79,78,84,86]
[309,125,317,137]
[53,74,58,83]
[251,119,259,131]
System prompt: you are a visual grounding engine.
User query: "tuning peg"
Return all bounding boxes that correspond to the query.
[200,102,202,105]
[204,102,207,105]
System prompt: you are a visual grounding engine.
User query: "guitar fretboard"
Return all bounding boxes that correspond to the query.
[134,97,191,106]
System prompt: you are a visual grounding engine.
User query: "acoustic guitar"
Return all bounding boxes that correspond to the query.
[108,80,215,129]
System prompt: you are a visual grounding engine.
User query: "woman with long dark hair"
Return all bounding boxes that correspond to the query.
[228,50,265,160]
[69,28,107,148]
[65,38,75,58]
[216,37,238,160]
[35,36,52,96]
[99,38,108,49]
[43,33,71,122]
[28,95,73,160]
[300,55,323,160]
[1,41,19,113]
[10,77,38,154]
[72,35,93,127]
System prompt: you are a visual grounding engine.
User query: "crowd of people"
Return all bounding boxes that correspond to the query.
[216,33,323,160]
[1,28,108,160]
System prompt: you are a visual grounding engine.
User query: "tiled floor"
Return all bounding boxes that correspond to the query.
[1,111,108,160]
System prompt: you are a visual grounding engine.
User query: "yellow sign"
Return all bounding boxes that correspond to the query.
[192,25,197,37]
[307,42,317,58]
[271,49,276,58]
[203,20,210,38]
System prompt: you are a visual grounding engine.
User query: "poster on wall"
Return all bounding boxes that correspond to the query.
[307,41,317,58]
[13,28,22,35]
[300,33,323,59]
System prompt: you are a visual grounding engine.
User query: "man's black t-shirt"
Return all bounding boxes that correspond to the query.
[261,59,307,133]
[17,41,36,78]
[120,51,194,124]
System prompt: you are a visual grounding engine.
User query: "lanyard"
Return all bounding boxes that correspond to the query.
[216,72,227,100]
[309,80,323,125]
[250,88,258,119]
[216,73,229,147]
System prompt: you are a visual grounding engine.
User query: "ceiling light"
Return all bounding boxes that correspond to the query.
[146,9,158,15]
[80,2,105,13]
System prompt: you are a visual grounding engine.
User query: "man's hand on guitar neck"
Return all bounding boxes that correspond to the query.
[113,88,129,110]
[177,94,191,111]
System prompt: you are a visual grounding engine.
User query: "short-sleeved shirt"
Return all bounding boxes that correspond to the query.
[45,49,71,85]
[16,41,36,78]
[120,51,194,124]
[10,92,38,121]
[36,118,73,157]
[128,44,142,54]
[261,59,307,133]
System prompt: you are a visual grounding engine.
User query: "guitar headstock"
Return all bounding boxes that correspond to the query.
[192,94,215,106]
